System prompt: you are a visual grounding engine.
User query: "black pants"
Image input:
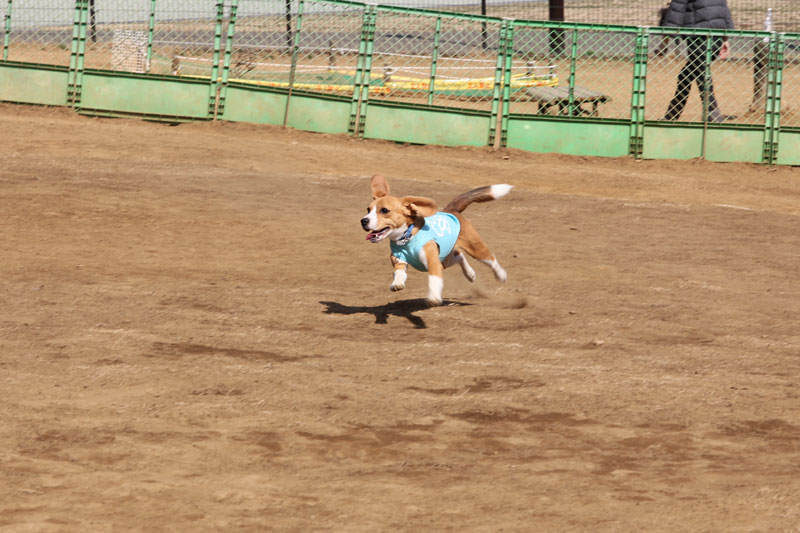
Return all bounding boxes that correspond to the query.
[665,37,723,120]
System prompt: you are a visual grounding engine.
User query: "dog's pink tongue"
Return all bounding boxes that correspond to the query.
[366,232,375,241]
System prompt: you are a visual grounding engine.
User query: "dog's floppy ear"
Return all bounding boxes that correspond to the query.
[401,196,438,218]
[371,174,390,199]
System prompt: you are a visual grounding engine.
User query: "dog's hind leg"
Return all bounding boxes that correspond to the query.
[455,219,507,283]
[446,250,476,283]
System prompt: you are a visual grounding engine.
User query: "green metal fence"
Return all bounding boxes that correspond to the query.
[2,0,799,164]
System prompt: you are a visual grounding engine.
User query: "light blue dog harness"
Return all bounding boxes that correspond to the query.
[390,212,461,272]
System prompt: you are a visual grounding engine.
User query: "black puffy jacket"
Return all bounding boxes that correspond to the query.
[661,0,735,30]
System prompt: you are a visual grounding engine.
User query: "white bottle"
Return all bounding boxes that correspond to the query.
[762,8,773,43]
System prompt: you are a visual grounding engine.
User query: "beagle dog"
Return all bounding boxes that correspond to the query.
[361,174,511,306]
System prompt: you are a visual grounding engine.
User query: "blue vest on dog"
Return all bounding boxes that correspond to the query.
[390,212,461,272]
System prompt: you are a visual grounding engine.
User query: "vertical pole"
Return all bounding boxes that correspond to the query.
[216,0,237,119]
[285,0,292,52]
[68,0,88,106]
[284,0,305,127]
[89,0,96,43]
[208,1,224,117]
[567,27,577,115]
[499,19,515,148]
[348,5,375,136]
[764,33,784,164]
[700,33,713,158]
[427,16,441,106]
[145,0,155,72]
[355,6,376,136]
[629,28,649,158]
[489,20,509,147]
[480,0,487,50]
[548,0,564,56]
[3,0,12,61]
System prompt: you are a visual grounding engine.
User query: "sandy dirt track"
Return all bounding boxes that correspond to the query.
[2,104,800,531]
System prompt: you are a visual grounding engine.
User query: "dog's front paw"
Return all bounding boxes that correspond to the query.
[390,282,405,292]
[426,295,443,307]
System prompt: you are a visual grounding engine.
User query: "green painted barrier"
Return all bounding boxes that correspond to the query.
[0,62,69,106]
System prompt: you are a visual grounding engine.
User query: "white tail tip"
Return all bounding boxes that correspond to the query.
[490,184,513,199]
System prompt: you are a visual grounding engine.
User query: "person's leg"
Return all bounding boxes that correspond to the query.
[665,37,705,120]
[700,38,728,122]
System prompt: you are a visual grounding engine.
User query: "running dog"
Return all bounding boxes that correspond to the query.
[360,174,511,306]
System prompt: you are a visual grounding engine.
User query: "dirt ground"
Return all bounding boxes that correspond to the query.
[2,104,800,532]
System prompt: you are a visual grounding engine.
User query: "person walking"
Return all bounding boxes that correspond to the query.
[661,0,735,122]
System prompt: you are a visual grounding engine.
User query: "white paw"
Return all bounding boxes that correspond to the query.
[390,282,405,292]
[426,295,443,307]
[466,269,476,283]
[495,266,507,282]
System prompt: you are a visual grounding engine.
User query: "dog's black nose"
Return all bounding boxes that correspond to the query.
[360,217,370,230]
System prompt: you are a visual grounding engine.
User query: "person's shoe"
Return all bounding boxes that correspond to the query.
[709,110,737,123]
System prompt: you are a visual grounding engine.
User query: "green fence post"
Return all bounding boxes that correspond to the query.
[426,16,441,106]
[355,5,376,137]
[629,28,649,158]
[68,0,88,106]
[284,0,305,127]
[208,1,225,117]
[3,0,11,61]
[700,33,713,158]
[764,32,784,164]
[348,4,376,137]
[215,0,237,119]
[349,7,372,135]
[145,0,156,73]
[489,20,509,147]
[567,27,578,116]
[499,19,515,147]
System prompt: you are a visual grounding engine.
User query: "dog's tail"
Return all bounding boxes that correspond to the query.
[444,184,513,214]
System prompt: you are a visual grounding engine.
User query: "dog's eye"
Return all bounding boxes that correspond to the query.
[366,207,370,214]
[380,207,390,214]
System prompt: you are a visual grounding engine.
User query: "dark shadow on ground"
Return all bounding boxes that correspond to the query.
[320,299,471,329]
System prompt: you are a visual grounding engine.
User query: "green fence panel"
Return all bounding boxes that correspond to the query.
[77,71,212,119]
[641,123,704,160]
[362,100,491,146]
[0,61,69,106]
[73,0,220,120]
[0,0,76,106]
[286,90,353,134]
[704,126,770,163]
[774,131,800,165]
[219,83,288,125]
[643,27,773,162]
[217,0,364,134]
[773,33,798,164]
[507,116,631,157]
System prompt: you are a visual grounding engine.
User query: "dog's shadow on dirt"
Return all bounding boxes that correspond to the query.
[320,299,471,329]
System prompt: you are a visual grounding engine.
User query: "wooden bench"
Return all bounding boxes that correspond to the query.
[525,85,610,117]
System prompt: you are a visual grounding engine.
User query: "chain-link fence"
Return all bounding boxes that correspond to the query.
[78,0,221,77]
[2,0,75,66]
[510,24,636,119]
[643,30,800,127]
[4,0,800,132]
[375,0,797,33]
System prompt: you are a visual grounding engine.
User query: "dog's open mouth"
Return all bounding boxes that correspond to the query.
[366,227,391,243]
